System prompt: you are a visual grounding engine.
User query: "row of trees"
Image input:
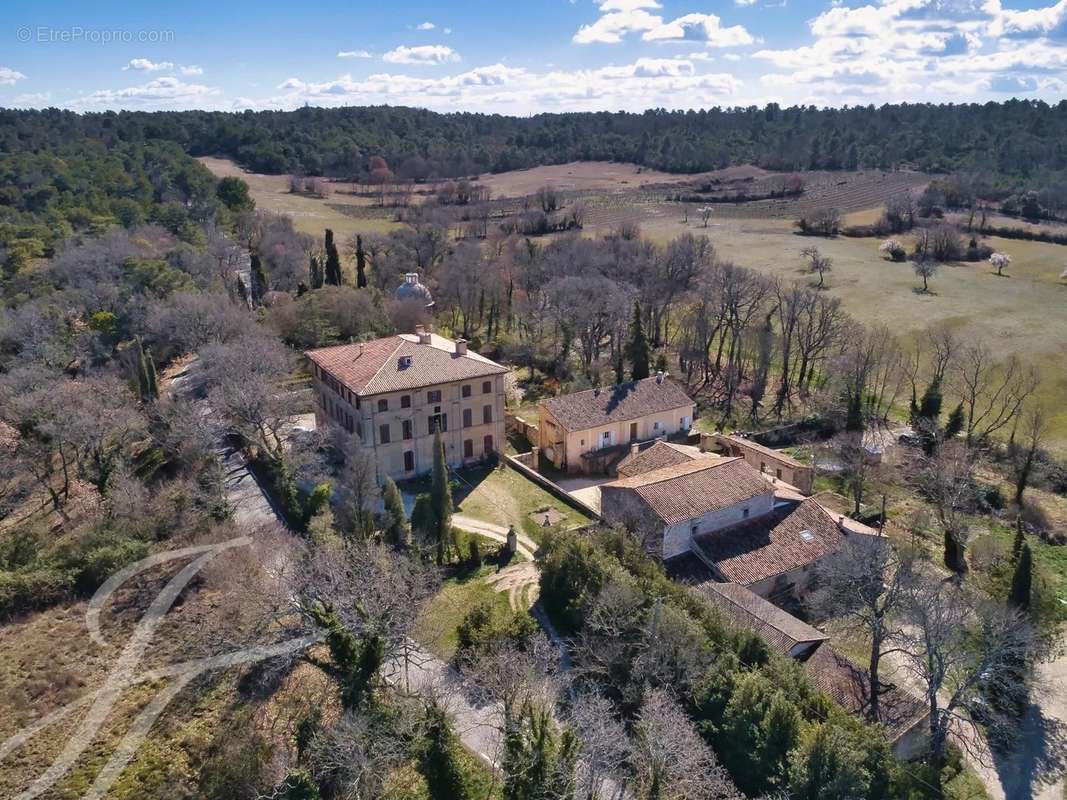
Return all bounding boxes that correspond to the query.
[8,101,1067,183]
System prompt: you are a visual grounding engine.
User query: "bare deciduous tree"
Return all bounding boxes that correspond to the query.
[951,344,1038,447]
[632,689,741,800]
[812,535,917,722]
[900,577,1034,766]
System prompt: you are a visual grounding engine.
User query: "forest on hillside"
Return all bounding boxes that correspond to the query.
[3,100,1067,184]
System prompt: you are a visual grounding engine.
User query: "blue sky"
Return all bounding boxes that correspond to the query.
[2,0,1066,113]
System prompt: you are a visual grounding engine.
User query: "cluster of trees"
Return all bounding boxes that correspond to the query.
[537,528,951,798]
[0,135,235,276]
[7,101,1067,185]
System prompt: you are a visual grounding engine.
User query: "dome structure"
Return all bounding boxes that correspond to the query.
[395,272,434,307]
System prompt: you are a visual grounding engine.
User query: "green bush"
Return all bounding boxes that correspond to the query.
[455,599,537,663]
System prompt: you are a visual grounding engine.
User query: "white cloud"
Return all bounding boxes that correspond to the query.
[415,21,436,30]
[123,58,174,72]
[643,13,755,46]
[267,57,739,114]
[123,58,203,76]
[573,0,663,43]
[734,0,758,6]
[382,45,461,65]
[77,76,220,108]
[0,66,26,85]
[740,0,1067,104]
[443,27,453,34]
[573,2,754,47]
[13,91,50,106]
[337,49,372,58]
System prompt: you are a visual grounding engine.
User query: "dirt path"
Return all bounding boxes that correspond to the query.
[452,515,537,560]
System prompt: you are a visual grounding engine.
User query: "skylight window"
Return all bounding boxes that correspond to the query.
[799,530,815,542]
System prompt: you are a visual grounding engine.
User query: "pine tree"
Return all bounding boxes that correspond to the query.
[431,430,454,565]
[250,253,269,305]
[944,402,965,440]
[1009,542,1032,612]
[381,476,411,548]
[422,704,470,800]
[355,234,368,288]
[324,228,342,286]
[627,300,650,381]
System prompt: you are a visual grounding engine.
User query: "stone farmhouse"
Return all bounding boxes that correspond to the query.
[705,432,814,495]
[305,325,507,481]
[600,443,878,600]
[537,375,695,474]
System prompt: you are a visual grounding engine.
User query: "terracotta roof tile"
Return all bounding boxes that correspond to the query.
[616,440,716,477]
[690,581,828,655]
[694,498,849,585]
[540,377,694,432]
[803,645,928,743]
[717,434,805,469]
[603,457,771,526]
[305,333,507,396]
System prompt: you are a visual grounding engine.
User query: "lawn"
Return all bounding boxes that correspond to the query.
[453,463,592,542]
[199,156,401,241]
[414,565,516,661]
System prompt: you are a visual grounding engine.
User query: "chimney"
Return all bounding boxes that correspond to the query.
[655,371,664,384]
[455,338,468,356]
[631,442,640,456]
[414,324,431,345]
[593,386,601,397]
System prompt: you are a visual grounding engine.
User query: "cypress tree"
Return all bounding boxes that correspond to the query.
[845,391,865,432]
[1009,542,1032,612]
[627,300,650,381]
[944,402,965,440]
[431,430,454,565]
[134,336,151,401]
[614,352,625,386]
[309,253,324,289]
[250,253,269,305]
[918,377,943,423]
[324,228,342,286]
[411,493,437,544]
[1012,515,1026,563]
[144,346,160,400]
[381,476,411,548]
[236,274,250,308]
[944,529,968,576]
[356,234,368,288]
[422,704,470,800]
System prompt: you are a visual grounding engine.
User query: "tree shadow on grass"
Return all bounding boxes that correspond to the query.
[911,287,939,296]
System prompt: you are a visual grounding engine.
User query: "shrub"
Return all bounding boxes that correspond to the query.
[878,239,907,262]
[455,598,537,662]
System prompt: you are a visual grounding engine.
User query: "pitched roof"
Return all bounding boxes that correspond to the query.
[694,498,850,586]
[603,457,771,526]
[540,376,693,432]
[616,440,717,478]
[717,434,805,469]
[690,581,828,655]
[803,645,928,743]
[305,333,507,396]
